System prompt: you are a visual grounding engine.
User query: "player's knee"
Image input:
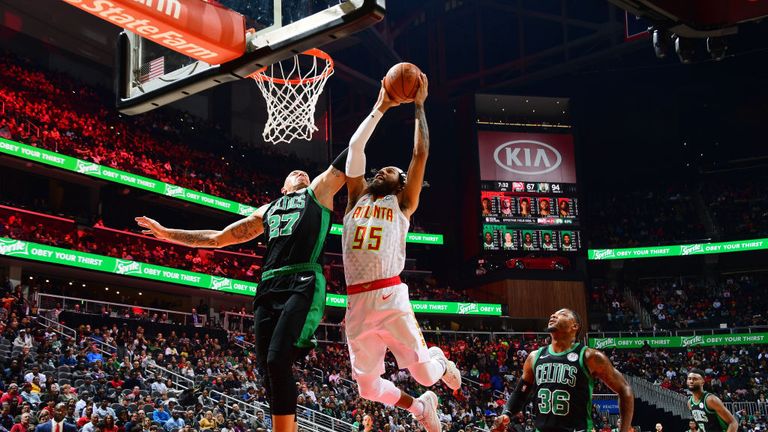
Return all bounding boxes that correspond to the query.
[356,376,380,400]
[266,351,289,378]
[409,361,443,387]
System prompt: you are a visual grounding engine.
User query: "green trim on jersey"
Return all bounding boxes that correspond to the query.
[547,343,581,357]
[307,188,331,263]
[295,271,326,349]
[261,263,322,281]
[579,345,595,432]
[689,393,729,432]
[292,187,331,349]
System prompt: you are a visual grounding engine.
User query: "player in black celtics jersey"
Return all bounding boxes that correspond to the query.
[492,309,634,432]
[686,369,737,432]
[135,162,355,432]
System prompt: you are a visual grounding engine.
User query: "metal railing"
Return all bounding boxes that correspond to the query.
[625,375,688,418]
[37,293,205,326]
[34,314,115,357]
[223,312,343,343]
[724,401,768,418]
[148,363,355,432]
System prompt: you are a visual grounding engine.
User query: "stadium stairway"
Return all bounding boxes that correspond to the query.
[627,376,689,431]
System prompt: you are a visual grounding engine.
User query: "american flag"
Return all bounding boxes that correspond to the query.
[139,57,165,83]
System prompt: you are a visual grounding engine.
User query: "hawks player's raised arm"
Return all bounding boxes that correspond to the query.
[585,348,634,432]
[135,204,269,248]
[399,73,429,220]
[344,84,399,214]
[705,393,738,432]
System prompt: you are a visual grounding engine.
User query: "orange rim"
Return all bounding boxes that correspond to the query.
[248,48,334,85]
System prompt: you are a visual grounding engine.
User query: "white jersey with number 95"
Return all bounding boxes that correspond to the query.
[342,194,409,286]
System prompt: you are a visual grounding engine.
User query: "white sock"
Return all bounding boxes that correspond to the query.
[407,398,425,416]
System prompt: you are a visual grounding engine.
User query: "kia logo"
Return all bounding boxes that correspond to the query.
[493,140,562,175]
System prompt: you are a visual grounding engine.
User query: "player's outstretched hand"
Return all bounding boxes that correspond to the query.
[135,216,170,240]
[490,414,510,432]
[376,79,401,111]
[414,73,428,106]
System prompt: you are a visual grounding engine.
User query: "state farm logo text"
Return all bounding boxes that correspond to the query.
[493,140,562,175]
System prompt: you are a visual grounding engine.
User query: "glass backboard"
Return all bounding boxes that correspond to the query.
[117,0,384,115]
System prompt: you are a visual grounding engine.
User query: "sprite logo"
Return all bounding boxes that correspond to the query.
[593,249,616,260]
[594,338,616,350]
[164,184,185,197]
[682,335,704,347]
[457,303,479,315]
[238,204,256,216]
[681,244,704,256]
[0,239,28,256]
[211,277,232,291]
[114,260,142,275]
[76,160,100,175]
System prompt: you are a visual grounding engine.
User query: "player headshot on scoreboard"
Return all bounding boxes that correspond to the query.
[538,198,551,217]
[502,231,516,250]
[522,230,536,251]
[500,197,512,216]
[518,197,531,217]
[558,198,571,218]
[484,231,496,249]
[481,197,493,216]
[561,231,575,251]
[541,231,555,250]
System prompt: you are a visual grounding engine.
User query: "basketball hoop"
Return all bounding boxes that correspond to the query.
[248,49,334,145]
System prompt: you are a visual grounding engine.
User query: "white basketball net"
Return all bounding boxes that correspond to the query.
[250,50,334,145]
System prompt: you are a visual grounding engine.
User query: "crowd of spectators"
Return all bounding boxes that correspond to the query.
[587,186,706,249]
[588,281,642,332]
[0,53,311,210]
[637,275,768,330]
[703,175,768,240]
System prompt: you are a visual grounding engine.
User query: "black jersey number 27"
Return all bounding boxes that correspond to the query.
[267,212,300,239]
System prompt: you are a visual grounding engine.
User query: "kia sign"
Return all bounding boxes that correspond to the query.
[479,132,576,183]
[493,140,562,175]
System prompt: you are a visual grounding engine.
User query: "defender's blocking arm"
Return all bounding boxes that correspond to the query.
[135,204,269,248]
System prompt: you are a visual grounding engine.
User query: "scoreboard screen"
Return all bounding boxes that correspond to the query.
[478,131,581,253]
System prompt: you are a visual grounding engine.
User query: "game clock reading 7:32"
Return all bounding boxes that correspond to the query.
[481,182,581,252]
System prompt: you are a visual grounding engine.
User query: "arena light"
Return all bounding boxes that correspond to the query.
[652,28,671,59]
[674,35,696,64]
[707,37,728,61]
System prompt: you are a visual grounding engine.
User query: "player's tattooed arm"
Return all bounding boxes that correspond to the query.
[586,349,635,432]
[399,73,430,219]
[311,166,347,211]
[135,204,268,248]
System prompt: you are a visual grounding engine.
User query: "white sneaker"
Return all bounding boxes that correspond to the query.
[428,346,461,390]
[413,390,441,432]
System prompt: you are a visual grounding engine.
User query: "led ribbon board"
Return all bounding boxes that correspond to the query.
[0,238,497,315]
[589,238,768,260]
[589,333,768,349]
[0,138,443,245]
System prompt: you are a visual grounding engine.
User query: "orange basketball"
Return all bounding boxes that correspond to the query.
[383,62,422,103]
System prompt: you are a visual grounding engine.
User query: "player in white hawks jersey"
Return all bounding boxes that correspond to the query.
[341,74,461,432]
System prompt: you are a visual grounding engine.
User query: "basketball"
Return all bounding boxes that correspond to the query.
[383,62,422,103]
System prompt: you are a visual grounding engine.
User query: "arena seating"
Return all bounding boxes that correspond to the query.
[587,186,706,248]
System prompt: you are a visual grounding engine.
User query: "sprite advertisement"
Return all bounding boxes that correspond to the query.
[0,138,443,245]
[589,333,768,349]
[589,238,768,260]
[0,238,500,316]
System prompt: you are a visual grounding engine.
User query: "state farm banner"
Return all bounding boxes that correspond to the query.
[63,0,245,63]
[478,131,576,183]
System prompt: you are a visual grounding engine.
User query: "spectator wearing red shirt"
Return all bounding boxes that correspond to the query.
[109,374,124,389]
[0,384,22,404]
[9,412,31,432]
